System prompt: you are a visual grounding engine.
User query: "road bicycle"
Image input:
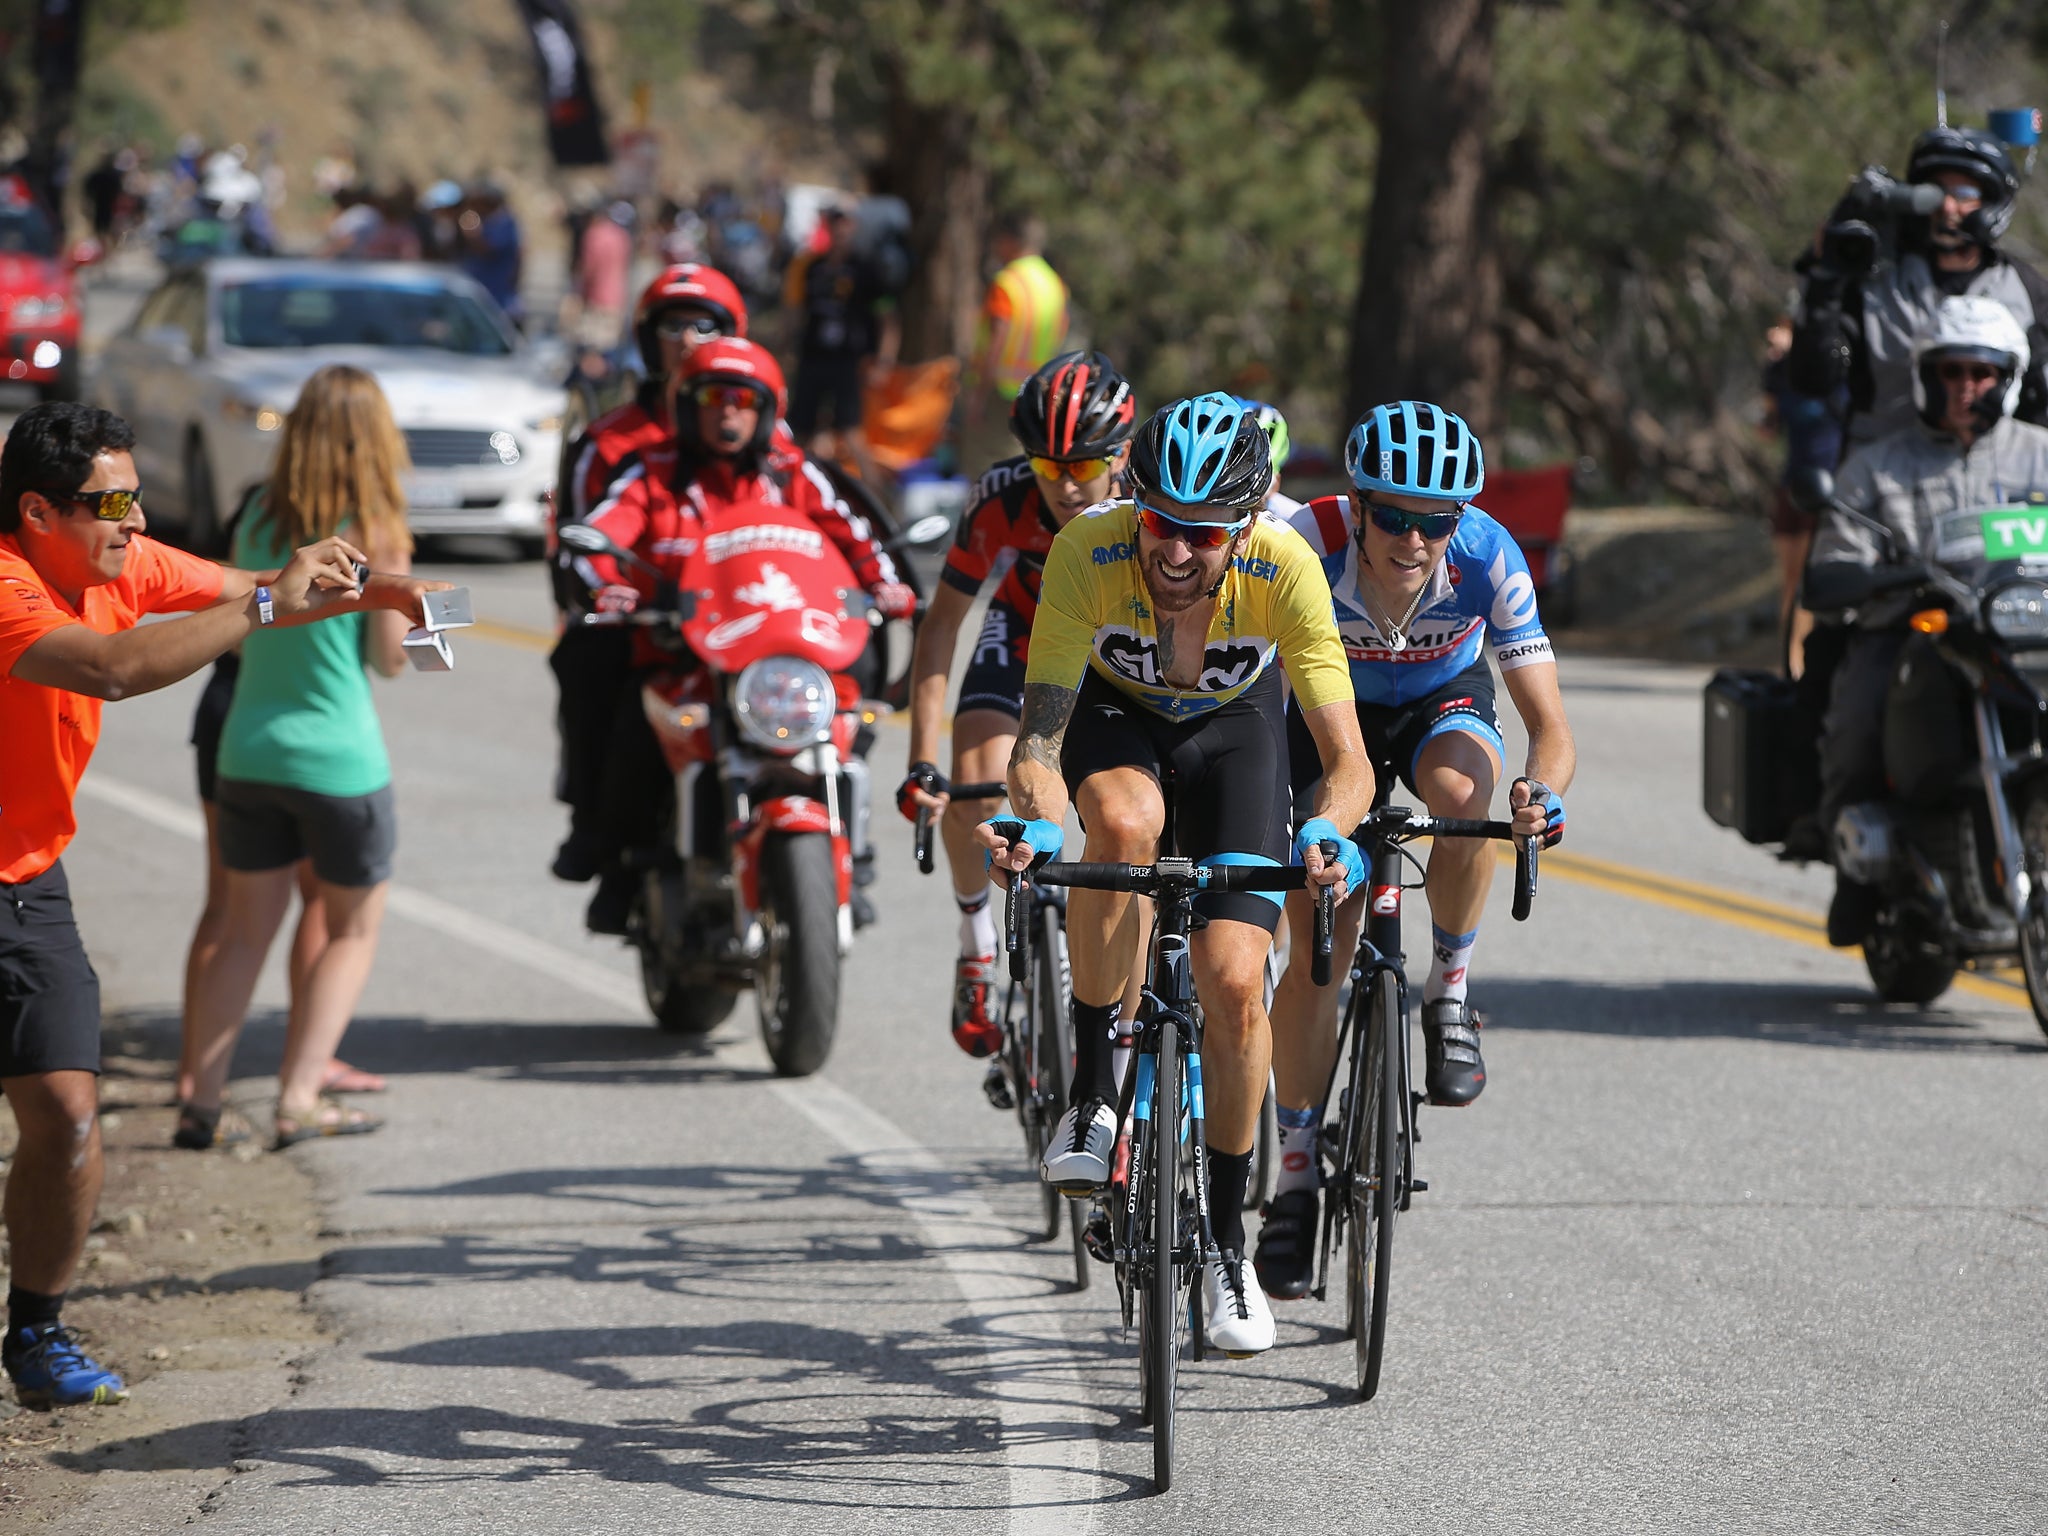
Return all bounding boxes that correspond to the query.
[915,782,1089,1289]
[1008,850,1335,1493]
[1313,803,1538,1400]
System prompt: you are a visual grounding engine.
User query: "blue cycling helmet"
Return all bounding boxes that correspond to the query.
[1344,401,1485,501]
[1128,392,1272,514]
[1230,396,1292,471]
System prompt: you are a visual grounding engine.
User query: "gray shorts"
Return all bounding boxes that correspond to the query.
[215,778,397,888]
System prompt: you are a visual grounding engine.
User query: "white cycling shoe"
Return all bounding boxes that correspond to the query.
[1203,1251,1276,1357]
[1040,1099,1117,1192]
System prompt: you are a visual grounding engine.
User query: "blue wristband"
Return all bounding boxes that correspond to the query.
[1294,816,1366,889]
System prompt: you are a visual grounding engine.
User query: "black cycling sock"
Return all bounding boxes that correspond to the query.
[1070,999,1123,1107]
[1207,1149,1253,1256]
[6,1285,62,1342]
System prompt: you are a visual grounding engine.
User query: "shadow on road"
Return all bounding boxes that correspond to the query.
[1477,976,2047,1053]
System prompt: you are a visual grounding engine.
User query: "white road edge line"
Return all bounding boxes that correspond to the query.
[78,769,1105,1526]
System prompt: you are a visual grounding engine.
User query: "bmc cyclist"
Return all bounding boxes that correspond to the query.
[898,351,1137,1057]
[1253,400,1576,1303]
[983,393,1372,1355]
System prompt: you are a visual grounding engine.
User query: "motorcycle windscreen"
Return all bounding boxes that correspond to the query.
[676,498,870,673]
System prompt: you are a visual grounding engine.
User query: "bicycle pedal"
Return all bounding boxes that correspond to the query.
[981,1065,1015,1111]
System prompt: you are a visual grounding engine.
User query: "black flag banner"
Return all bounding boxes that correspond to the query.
[512,0,610,167]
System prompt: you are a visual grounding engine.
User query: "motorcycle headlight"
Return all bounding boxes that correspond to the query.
[732,657,835,753]
[1986,583,2048,645]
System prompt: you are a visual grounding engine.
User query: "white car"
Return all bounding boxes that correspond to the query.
[92,258,565,553]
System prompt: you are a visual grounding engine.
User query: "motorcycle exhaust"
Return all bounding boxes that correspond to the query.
[1833,803,1898,886]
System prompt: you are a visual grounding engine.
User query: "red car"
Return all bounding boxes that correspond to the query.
[0,188,96,402]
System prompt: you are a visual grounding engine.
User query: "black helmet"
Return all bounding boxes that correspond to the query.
[1908,125,2021,244]
[1010,351,1137,459]
[1126,393,1272,514]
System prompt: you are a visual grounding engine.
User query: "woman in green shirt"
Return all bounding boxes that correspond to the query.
[181,365,417,1147]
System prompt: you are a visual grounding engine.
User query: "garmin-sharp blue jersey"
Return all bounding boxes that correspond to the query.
[1282,495,1554,706]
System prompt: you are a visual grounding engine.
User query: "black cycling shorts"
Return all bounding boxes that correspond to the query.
[189,653,240,804]
[957,597,1029,720]
[0,861,102,1078]
[1061,665,1292,932]
[1289,656,1503,809]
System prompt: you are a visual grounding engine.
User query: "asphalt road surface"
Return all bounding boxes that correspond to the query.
[28,549,2043,1534]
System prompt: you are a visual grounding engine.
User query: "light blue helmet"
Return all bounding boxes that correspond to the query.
[1344,401,1485,501]
[1129,392,1272,513]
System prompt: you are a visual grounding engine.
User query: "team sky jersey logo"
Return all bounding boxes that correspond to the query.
[1096,627,1272,697]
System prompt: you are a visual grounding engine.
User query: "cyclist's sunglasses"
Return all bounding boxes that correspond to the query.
[657,313,725,341]
[1360,495,1464,541]
[1135,500,1252,549]
[55,486,142,522]
[1029,455,1115,485]
[692,383,765,410]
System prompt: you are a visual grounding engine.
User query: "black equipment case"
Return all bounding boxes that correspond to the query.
[1702,668,1817,844]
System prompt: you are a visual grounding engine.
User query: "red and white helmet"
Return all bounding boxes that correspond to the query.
[677,337,788,457]
[632,263,747,376]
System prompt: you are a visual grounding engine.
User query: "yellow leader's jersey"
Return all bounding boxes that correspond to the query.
[1025,500,1354,721]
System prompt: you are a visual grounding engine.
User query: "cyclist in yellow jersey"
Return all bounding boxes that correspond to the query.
[983,394,1372,1356]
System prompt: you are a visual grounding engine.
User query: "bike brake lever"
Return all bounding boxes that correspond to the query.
[914,805,934,875]
[1311,839,1338,988]
[1513,836,1537,922]
[1005,870,1029,980]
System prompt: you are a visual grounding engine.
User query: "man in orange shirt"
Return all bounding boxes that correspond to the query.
[0,403,441,1408]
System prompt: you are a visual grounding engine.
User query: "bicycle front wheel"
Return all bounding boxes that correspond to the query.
[1354,969,1405,1399]
[1139,1024,1184,1492]
[1034,908,1091,1289]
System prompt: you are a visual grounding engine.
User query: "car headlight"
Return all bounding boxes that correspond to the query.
[732,657,835,753]
[528,413,563,433]
[221,397,286,432]
[12,294,67,323]
[1986,583,2048,645]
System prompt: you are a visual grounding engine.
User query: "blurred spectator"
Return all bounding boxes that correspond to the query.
[357,185,423,262]
[658,195,704,264]
[320,186,380,258]
[572,199,634,347]
[418,180,463,261]
[785,204,898,481]
[81,150,122,241]
[1762,314,1846,677]
[460,185,524,326]
[961,213,1068,471]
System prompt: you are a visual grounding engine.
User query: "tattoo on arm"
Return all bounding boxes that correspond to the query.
[1011,682,1078,774]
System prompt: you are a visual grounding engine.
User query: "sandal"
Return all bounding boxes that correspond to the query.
[173,1102,255,1151]
[273,1096,384,1150]
[321,1060,388,1094]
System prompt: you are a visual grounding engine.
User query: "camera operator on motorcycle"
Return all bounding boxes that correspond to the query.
[570,337,915,935]
[548,264,754,915]
[1807,295,2048,947]
[1791,125,2048,452]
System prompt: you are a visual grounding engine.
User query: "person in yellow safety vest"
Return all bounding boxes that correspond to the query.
[962,214,1069,468]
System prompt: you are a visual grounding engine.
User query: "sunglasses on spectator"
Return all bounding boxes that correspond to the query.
[693,383,764,410]
[54,486,142,521]
[1029,455,1115,485]
[1134,500,1252,549]
[1936,360,2003,384]
[658,314,725,341]
[1361,496,1464,541]
[1940,182,1987,205]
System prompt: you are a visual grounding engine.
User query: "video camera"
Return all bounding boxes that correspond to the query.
[1818,167,1945,279]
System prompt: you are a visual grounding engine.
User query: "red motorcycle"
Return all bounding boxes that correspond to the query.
[559,502,933,1075]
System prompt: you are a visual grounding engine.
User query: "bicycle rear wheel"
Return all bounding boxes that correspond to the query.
[1033,908,1091,1289]
[1356,970,1404,1399]
[1015,934,1062,1245]
[1139,1023,1184,1492]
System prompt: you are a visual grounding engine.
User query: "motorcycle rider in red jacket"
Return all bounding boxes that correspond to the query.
[550,264,760,910]
[577,337,915,933]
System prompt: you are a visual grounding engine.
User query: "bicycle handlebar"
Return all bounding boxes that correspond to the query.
[1350,807,1538,922]
[912,781,1006,876]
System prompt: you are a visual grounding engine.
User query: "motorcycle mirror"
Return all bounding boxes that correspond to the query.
[896,513,953,549]
[556,522,623,557]
[1786,465,1837,517]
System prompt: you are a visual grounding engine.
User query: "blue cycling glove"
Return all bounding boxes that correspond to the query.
[1293,816,1366,890]
[984,816,1064,871]
[1514,779,1566,848]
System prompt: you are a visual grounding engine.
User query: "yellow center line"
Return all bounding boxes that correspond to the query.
[1521,847,2029,1006]
[469,616,556,653]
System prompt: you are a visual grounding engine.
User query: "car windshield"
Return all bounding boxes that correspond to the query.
[0,205,57,257]
[217,279,513,355]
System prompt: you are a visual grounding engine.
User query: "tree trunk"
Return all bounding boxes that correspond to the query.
[1346,0,1501,437]
[881,67,987,363]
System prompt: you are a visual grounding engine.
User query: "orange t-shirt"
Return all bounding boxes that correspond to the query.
[0,533,225,883]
